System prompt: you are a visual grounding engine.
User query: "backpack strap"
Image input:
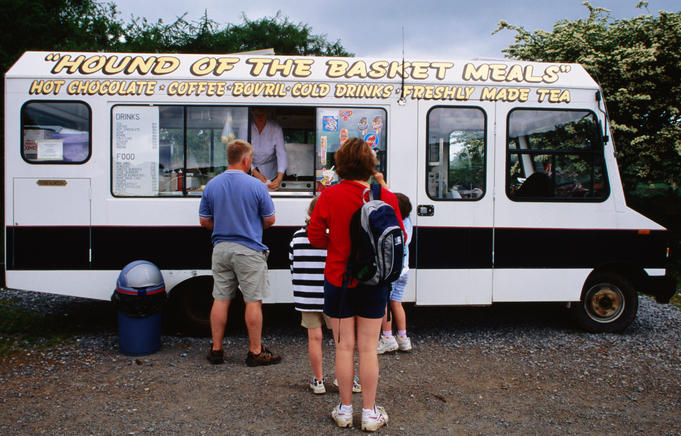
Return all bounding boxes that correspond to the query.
[386,283,392,322]
[370,183,381,201]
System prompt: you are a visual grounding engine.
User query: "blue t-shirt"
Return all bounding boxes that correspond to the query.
[402,216,413,274]
[198,170,275,251]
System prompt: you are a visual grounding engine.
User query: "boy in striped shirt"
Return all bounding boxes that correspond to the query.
[289,197,331,394]
[290,197,362,395]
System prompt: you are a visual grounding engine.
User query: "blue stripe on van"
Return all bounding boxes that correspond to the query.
[493,227,669,269]
[414,226,669,269]
[5,226,669,271]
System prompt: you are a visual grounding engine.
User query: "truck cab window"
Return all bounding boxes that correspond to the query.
[507,109,609,201]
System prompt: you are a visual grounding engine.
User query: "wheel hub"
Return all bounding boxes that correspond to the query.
[587,285,624,321]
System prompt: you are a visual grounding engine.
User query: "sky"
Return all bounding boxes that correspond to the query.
[110,0,680,60]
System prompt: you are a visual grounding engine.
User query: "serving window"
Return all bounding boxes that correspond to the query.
[111,105,387,197]
[315,108,387,190]
[506,109,609,202]
[21,101,91,164]
[112,105,249,197]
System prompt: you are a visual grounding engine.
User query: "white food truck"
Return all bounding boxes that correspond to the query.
[4,51,674,333]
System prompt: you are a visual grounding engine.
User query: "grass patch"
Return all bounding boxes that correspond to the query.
[670,290,681,310]
[0,296,70,356]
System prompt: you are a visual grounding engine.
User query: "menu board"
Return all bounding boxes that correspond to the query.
[113,107,159,196]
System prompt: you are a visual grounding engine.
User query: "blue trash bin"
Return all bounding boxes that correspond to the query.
[113,260,166,356]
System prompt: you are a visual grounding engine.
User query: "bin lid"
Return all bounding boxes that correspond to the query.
[116,260,165,295]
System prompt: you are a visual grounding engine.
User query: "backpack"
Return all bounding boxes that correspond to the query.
[348,184,404,286]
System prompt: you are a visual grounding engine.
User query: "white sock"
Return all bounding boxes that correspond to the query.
[382,330,393,339]
[362,407,376,418]
[339,404,353,413]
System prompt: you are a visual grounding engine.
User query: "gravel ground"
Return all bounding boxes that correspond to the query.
[1,288,680,435]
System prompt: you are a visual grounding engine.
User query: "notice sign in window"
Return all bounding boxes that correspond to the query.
[113,106,159,196]
[36,139,64,160]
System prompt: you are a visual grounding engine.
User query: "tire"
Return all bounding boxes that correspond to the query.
[573,272,638,333]
[166,276,214,337]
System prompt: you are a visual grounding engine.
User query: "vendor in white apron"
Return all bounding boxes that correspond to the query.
[249,108,287,190]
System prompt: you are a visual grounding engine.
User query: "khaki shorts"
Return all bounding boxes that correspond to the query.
[301,311,331,329]
[211,241,270,303]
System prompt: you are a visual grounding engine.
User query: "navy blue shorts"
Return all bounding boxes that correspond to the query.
[323,280,389,319]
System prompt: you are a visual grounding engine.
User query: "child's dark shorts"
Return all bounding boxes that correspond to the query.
[323,280,389,319]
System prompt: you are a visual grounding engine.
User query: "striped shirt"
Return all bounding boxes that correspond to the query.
[289,227,326,312]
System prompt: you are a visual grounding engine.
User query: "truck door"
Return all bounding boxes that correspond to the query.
[10,178,91,269]
[491,97,613,302]
[415,101,494,305]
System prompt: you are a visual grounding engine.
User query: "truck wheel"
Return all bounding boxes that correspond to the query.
[167,276,213,337]
[573,272,638,333]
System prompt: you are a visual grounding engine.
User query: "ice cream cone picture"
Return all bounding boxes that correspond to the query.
[358,117,368,136]
[320,136,327,166]
[364,133,379,150]
[372,116,383,134]
[340,128,348,145]
[321,166,336,186]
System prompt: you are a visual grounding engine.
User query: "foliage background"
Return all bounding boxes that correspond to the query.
[495,3,680,195]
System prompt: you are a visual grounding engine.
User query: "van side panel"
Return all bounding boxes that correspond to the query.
[4,51,671,311]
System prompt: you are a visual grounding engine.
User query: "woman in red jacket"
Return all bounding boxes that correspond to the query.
[308,137,404,432]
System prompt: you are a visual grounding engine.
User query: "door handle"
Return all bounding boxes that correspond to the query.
[37,179,67,186]
[417,204,434,216]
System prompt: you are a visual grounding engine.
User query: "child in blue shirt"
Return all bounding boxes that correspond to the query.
[377,192,413,353]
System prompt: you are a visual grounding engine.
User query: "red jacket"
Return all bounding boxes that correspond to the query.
[307,180,405,287]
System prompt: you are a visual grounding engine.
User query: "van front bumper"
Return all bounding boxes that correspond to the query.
[641,273,677,303]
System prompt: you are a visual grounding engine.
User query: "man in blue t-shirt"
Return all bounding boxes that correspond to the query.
[199,139,281,367]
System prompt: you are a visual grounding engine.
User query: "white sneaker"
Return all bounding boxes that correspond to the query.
[396,335,412,352]
[310,377,326,394]
[331,404,353,428]
[333,375,362,393]
[361,405,388,432]
[377,336,398,354]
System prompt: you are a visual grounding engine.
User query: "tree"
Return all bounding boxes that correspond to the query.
[123,10,352,56]
[0,0,124,74]
[495,2,681,195]
[119,14,189,53]
[213,11,351,56]
[1,2,350,76]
